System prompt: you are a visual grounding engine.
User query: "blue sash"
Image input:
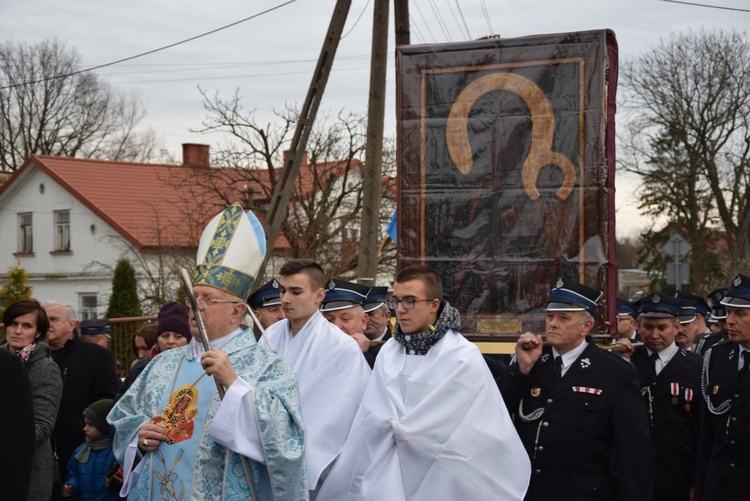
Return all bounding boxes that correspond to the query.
[150,355,214,500]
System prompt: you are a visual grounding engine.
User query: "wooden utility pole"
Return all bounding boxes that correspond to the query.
[357,0,390,286]
[394,0,410,46]
[254,0,352,286]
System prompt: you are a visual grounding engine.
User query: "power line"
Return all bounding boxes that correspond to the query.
[105,55,370,69]
[427,0,452,41]
[97,55,371,77]
[0,0,299,90]
[659,0,750,12]
[445,0,471,40]
[478,0,495,35]
[412,1,438,41]
[109,64,395,86]
[454,0,472,40]
[408,14,427,44]
[445,0,469,40]
[341,0,372,39]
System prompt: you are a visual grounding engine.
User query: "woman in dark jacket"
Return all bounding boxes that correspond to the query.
[2,299,63,501]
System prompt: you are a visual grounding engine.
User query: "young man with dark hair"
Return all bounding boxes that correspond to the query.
[319,265,530,500]
[261,258,370,498]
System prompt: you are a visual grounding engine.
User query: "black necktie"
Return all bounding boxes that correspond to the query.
[554,356,563,382]
[650,352,660,374]
[740,351,750,379]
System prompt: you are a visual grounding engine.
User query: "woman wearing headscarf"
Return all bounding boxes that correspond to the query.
[2,299,63,500]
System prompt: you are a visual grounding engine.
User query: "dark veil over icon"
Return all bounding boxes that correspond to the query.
[396,30,619,339]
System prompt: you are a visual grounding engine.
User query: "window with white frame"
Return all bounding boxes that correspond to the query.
[54,210,71,251]
[79,294,98,320]
[18,213,33,252]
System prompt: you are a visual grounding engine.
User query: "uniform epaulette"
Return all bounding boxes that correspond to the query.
[680,348,703,362]
[711,338,733,349]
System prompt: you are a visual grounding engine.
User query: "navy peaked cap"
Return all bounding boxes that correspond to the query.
[80,318,111,337]
[674,291,710,317]
[248,279,281,309]
[707,288,727,319]
[364,286,388,313]
[674,296,698,324]
[636,294,681,318]
[617,299,638,319]
[320,278,370,312]
[721,274,750,308]
[545,277,602,316]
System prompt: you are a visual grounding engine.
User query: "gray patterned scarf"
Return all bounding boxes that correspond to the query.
[393,302,461,355]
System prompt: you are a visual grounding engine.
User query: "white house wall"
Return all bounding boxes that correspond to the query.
[0,167,131,318]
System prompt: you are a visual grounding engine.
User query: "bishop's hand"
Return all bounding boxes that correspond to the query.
[201,349,238,388]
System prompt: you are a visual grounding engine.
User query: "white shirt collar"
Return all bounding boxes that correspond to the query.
[552,339,589,376]
[646,342,679,375]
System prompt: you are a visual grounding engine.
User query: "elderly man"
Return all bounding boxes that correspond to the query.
[319,265,530,500]
[43,300,119,492]
[499,277,654,500]
[616,299,640,341]
[696,274,750,500]
[261,259,370,497]
[362,286,390,367]
[320,278,372,357]
[247,278,285,330]
[108,204,307,500]
[619,294,703,500]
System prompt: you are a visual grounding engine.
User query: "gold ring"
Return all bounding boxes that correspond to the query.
[142,438,149,447]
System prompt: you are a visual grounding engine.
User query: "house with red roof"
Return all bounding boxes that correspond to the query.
[0,144,395,316]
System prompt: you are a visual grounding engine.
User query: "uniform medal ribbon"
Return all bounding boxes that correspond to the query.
[684,387,693,411]
[670,382,679,405]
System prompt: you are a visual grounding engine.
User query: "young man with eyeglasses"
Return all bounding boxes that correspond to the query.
[318,265,530,500]
[260,258,370,498]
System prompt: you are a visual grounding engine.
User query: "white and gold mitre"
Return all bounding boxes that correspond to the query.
[194,203,266,299]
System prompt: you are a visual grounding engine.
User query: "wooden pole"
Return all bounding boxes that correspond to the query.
[357,0,390,286]
[394,0,410,46]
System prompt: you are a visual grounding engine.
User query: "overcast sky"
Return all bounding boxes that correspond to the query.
[2,0,748,236]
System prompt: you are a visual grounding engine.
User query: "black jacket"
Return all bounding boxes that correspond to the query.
[696,340,750,501]
[631,345,703,489]
[115,356,150,401]
[499,341,655,501]
[50,336,119,482]
[695,331,724,357]
[0,349,36,501]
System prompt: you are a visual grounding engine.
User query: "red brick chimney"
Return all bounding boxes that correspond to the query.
[182,144,210,168]
[282,149,309,165]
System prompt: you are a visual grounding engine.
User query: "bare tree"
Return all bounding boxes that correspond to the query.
[620,29,750,285]
[185,89,396,279]
[0,38,158,171]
